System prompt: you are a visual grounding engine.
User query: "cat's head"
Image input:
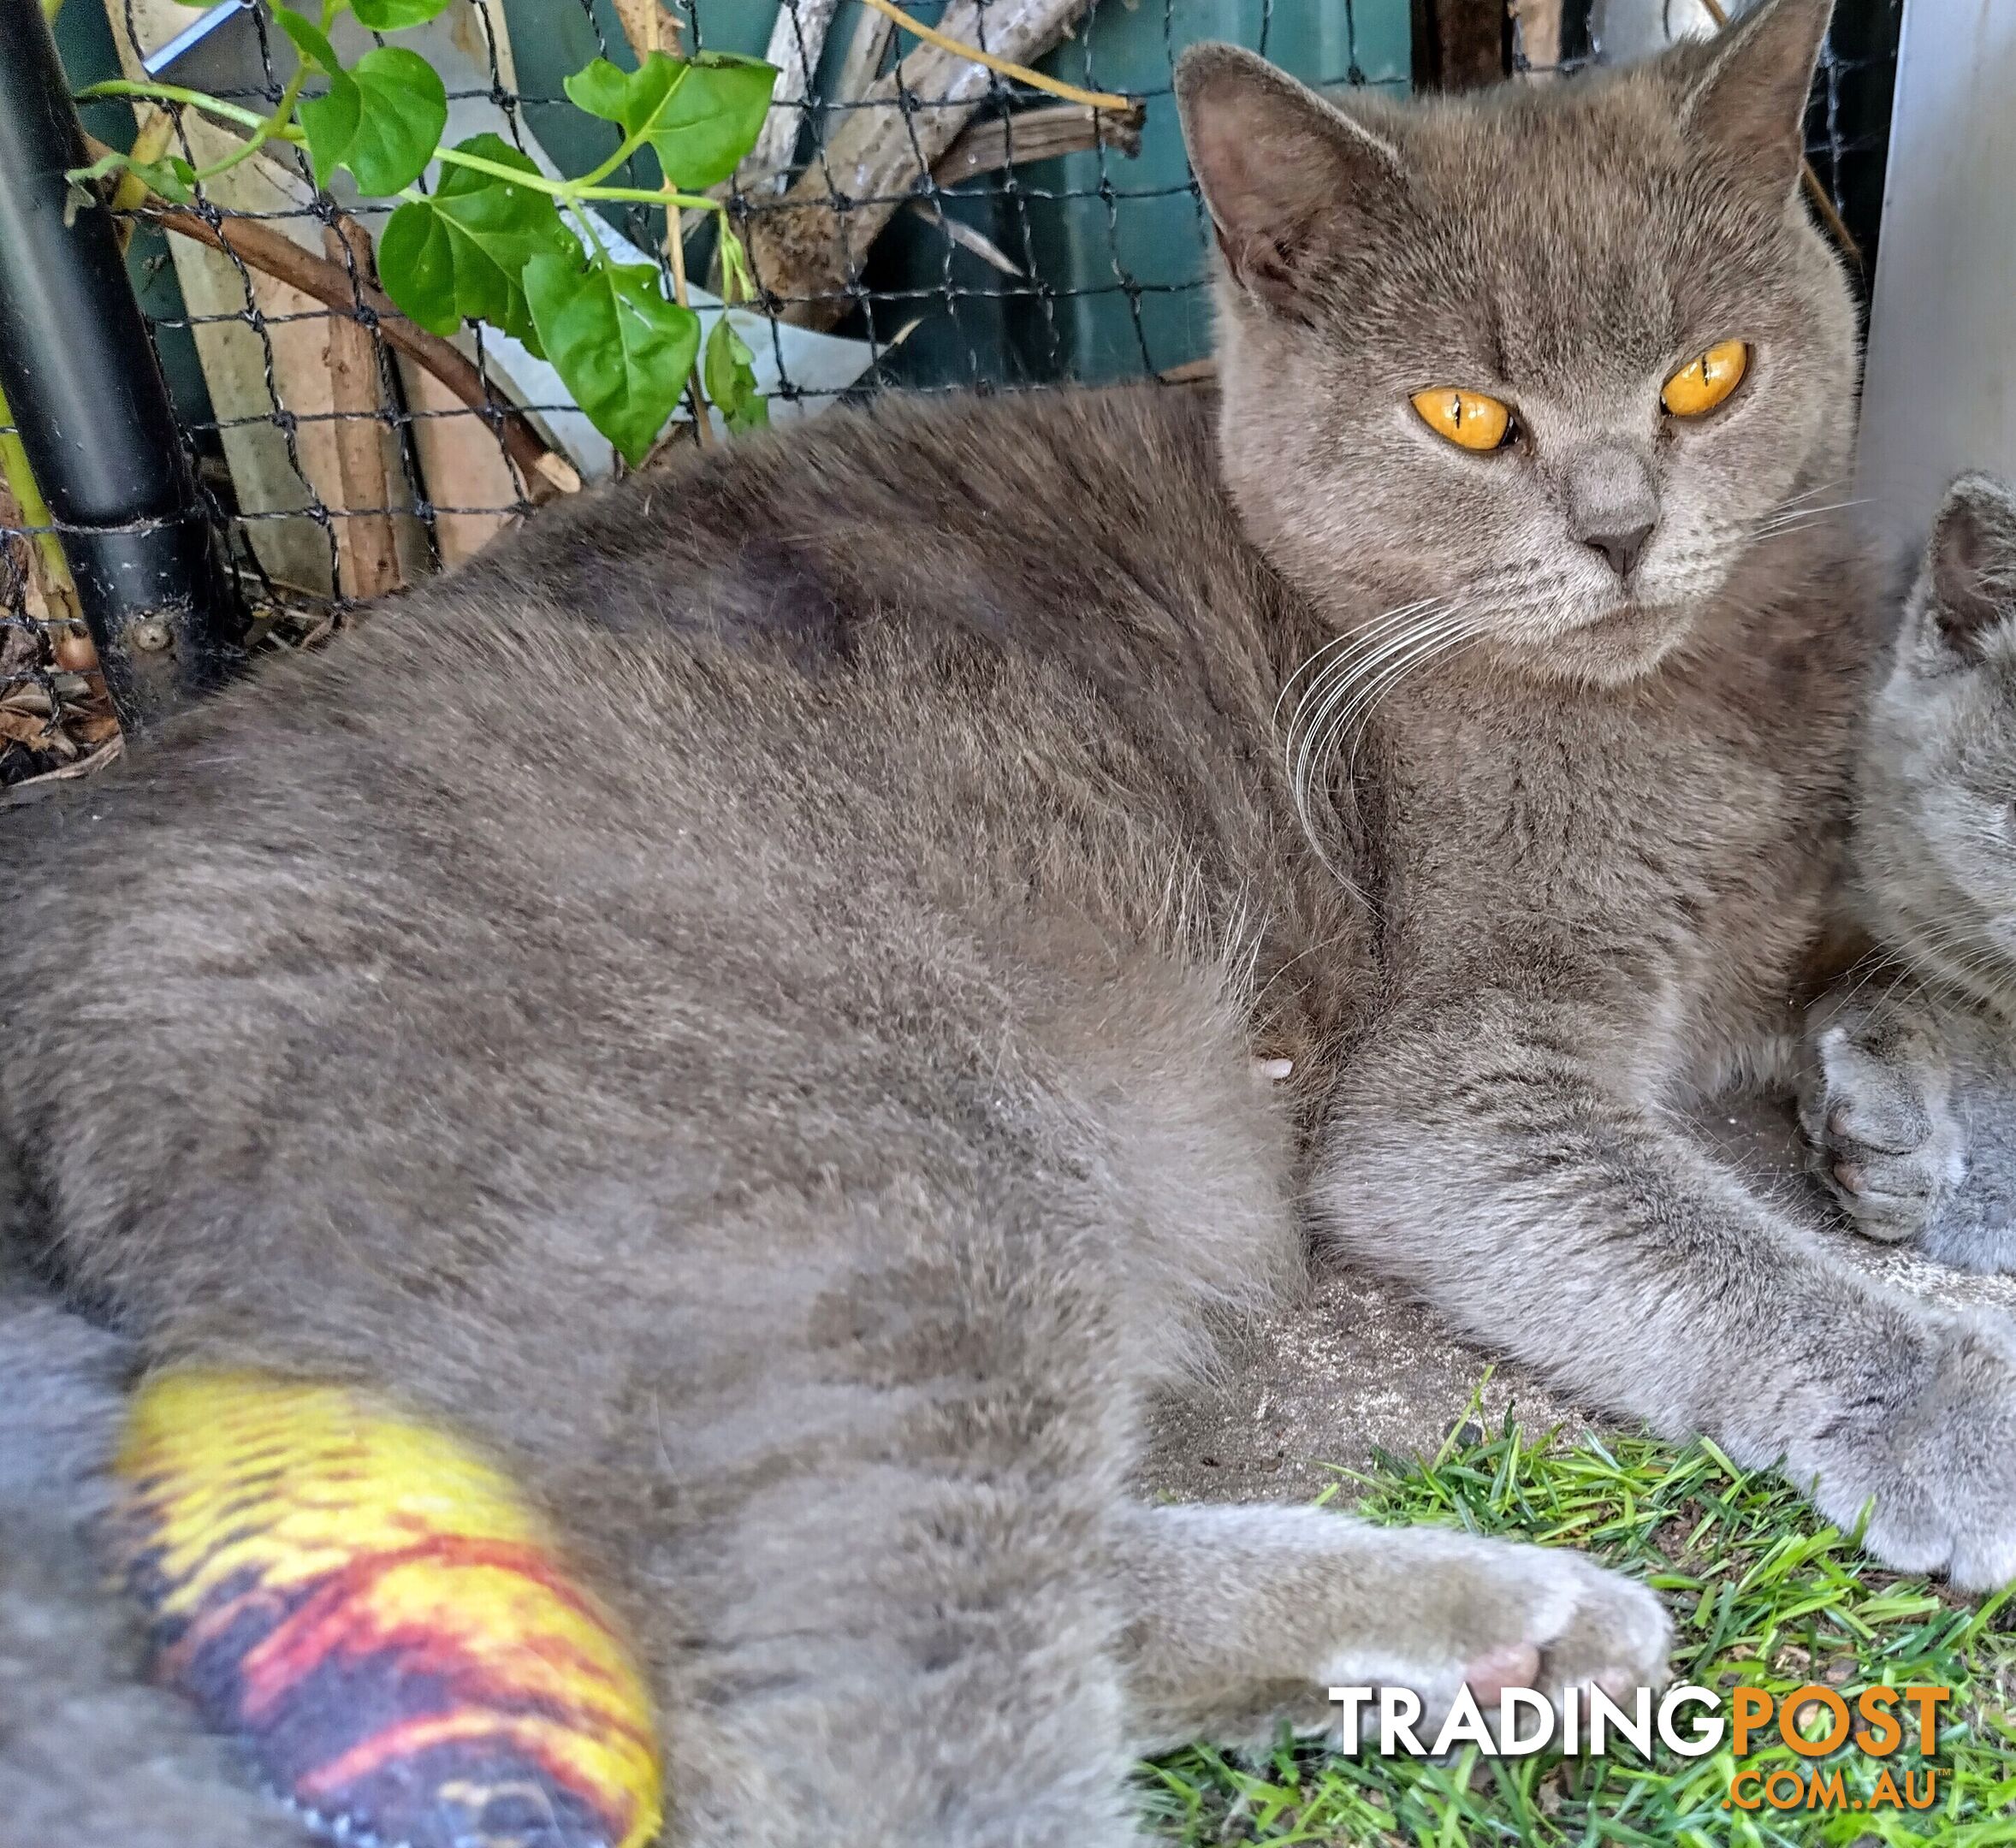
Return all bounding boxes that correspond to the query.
[1175,0,1857,686]
[1857,475,2016,1008]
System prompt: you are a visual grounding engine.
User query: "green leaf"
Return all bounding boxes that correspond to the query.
[271,5,343,75]
[130,154,199,204]
[282,20,445,198]
[379,201,458,334]
[276,9,361,189]
[703,314,768,434]
[344,47,448,195]
[561,53,680,136]
[523,254,698,466]
[66,148,132,186]
[297,79,362,189]
[378,133,572,354]
[351,0,454,27]
[562,50,776,190]
[643,52,776,190]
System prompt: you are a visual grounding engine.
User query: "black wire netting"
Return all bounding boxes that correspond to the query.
[0,0,1902,786]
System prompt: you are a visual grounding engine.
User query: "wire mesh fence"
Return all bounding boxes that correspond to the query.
[0,0,1903,788]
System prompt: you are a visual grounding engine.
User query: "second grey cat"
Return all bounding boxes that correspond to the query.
[1803,475,2016,1272]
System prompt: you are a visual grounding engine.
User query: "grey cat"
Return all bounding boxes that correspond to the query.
[1801,475,2016,1272]
[4,0,2007,1840]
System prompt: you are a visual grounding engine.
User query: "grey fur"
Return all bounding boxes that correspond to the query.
[1800,474,2016,1272]
[5,0,1986,1836]
[0,1285,315,1847]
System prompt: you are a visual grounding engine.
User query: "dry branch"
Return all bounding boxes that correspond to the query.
[610,0,680,61]
[740,0,1096,330]
[933,99,1142,183]
[322,222,404,600]
[833,5,898,107]
[142,204,577,503]
[741,0,842,191]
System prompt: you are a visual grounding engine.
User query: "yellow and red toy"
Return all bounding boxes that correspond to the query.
[115,1370,663,1848]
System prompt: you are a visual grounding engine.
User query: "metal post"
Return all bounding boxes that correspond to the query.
[0,0,235,729]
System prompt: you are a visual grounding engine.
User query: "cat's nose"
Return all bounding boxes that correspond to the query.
[1581,520,1654,580]
[1563,442,1658,582]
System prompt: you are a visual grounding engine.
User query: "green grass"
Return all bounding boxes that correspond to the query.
[1138,1389,2016,1846]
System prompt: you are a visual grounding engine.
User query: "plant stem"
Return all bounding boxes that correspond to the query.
[573,65,690,190]
[665,204,713,451]
[187,56,311,184]
[76,80,279,137]
[110,108,178,254]
[0,379,87,637]
[76,78,734,220]
[563,197,617,273]
[854,0,1130,112]
[433,142,721,215]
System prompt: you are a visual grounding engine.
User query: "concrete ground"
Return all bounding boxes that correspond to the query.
[1143,1097,2016,1506]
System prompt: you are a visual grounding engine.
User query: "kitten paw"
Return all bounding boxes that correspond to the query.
[1794,1312,2016,1591]
[1799,1011,1965,1243]
[1315,1532,1671,1738]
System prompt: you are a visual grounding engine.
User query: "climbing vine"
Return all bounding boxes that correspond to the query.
[76,0,777,464]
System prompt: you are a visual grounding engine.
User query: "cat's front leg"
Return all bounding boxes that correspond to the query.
[1113,1502,1669,1756]
[1320,990,2016,1591]
[1800,985,2016,1273]
[1798,980,1968,1247]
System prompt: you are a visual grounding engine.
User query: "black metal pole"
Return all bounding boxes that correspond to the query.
[0,0,234,728]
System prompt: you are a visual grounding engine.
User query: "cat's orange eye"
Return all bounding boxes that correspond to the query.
[1410,388,1514,453]
[1661,341,1749,418]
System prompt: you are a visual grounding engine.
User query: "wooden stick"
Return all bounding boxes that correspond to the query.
[321,221,404,600]
[609,0,679,62]
[741,0,1095,329]
[1511,0,1563,78]
[933,99,1143,185]
[141,204,578,503]
[665,213,713,452]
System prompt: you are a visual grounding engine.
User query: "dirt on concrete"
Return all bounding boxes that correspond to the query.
[1142,1096,2016,1507]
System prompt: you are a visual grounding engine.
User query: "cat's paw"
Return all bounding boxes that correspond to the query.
[1794,1312,2016,1591]
[1799,1010,1965,1243]
[1917,1207,2016,1275]
[1315,1531,1671,1738]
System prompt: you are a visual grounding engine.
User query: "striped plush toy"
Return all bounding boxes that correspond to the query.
[115,1371,663,1848]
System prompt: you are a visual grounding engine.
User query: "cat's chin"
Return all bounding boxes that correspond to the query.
[1501,601,1699,690]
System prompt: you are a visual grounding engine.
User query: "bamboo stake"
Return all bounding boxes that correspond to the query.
[0,376,92,664]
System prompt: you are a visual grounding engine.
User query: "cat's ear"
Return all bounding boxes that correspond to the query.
[1927,475,2016,656]
[1175,44,1402,319]
[1680,0,1832,204]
